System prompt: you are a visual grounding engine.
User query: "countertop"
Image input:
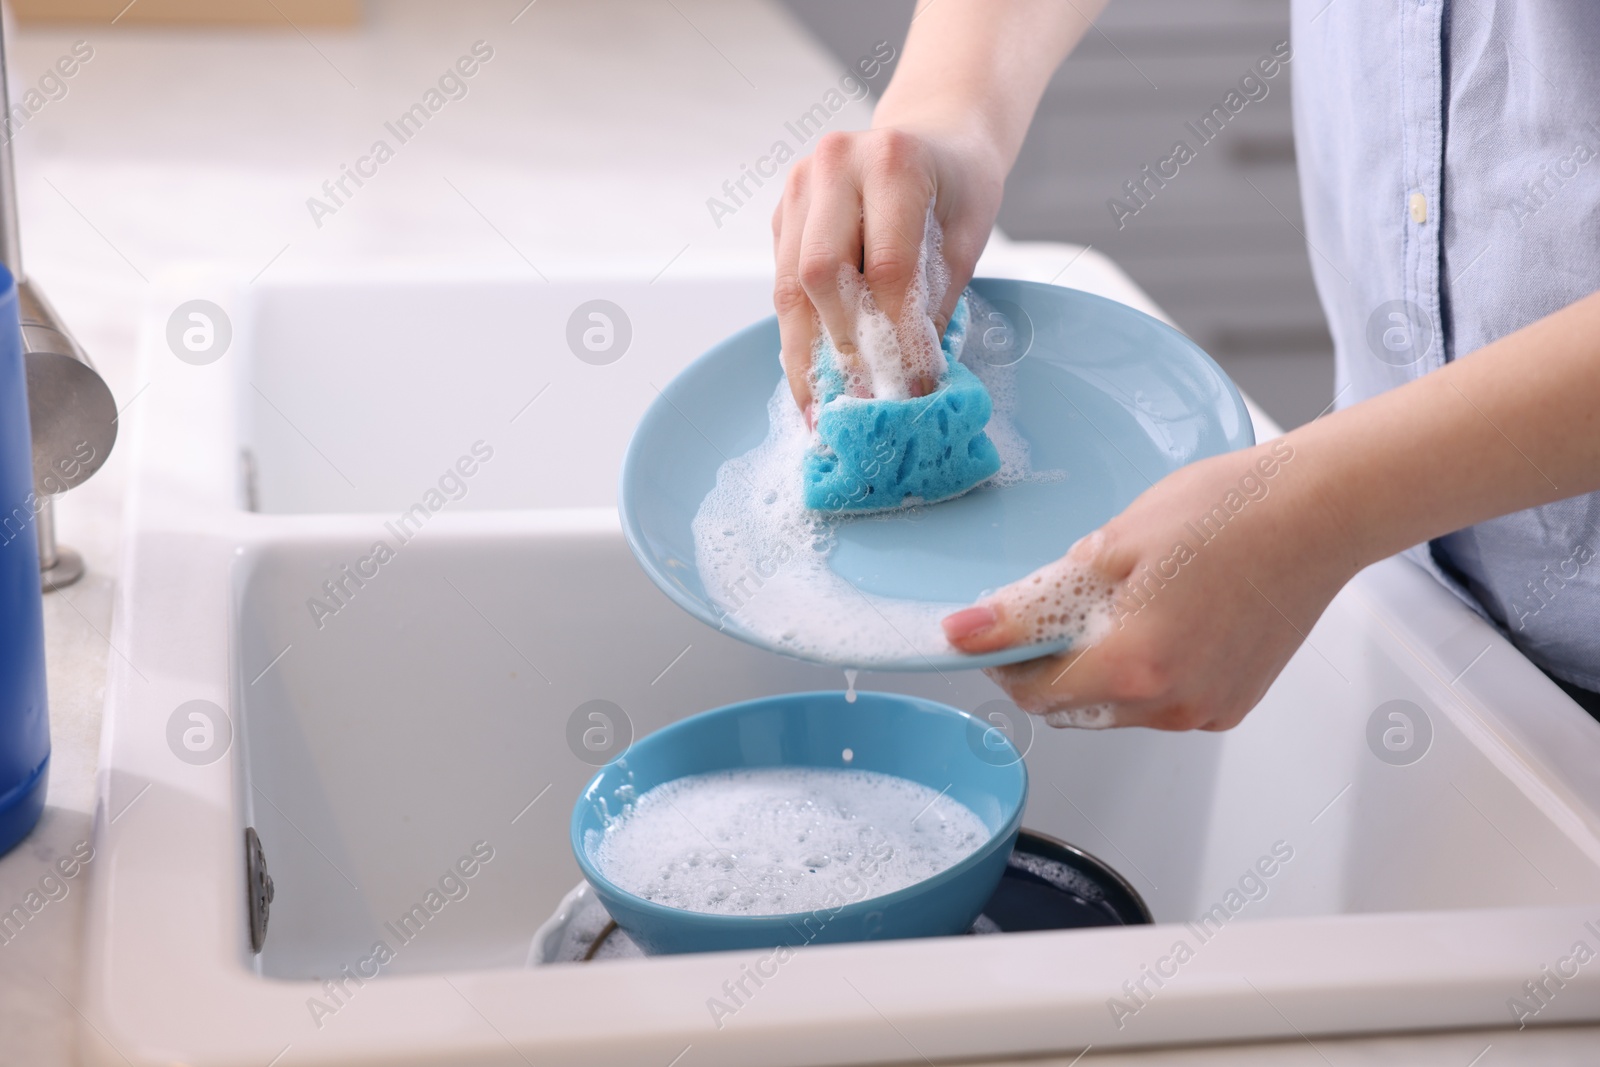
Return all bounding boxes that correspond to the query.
[0,1,1594,1063]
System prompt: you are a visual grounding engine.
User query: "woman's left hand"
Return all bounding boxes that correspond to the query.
[940,438,1360,730]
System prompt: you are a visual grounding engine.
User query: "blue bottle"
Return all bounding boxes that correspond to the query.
[0,264,49,857]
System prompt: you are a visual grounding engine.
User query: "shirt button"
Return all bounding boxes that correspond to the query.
[1409,192,1428,224]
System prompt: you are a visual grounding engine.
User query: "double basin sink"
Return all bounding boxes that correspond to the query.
[80,255,1600,1065]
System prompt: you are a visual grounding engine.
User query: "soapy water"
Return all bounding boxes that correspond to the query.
[990,539,1124,728]
[1045,704,1117,729]
[692,212,1120,680]
[691,286,1114,666]
[693,377,965,664]
[824,207,951,400]
[963,291,1050,490]
[589,767,990,917]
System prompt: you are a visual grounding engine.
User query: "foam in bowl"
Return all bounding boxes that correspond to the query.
[590,767,990,917]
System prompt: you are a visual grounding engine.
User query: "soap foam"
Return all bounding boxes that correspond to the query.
[962,290,1058,489]
[1045,704,1118,729]
[693,378,963,664]
[989,541,1120,648]
[590,767,990,917]
[692,229,1114,668]
[693,293,1117,666]
[819,206,950,401]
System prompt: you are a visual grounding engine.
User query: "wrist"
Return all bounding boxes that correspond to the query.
[871,90,1016,168]
[1265,426,1386,582]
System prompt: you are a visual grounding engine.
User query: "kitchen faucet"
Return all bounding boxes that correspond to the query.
[0,13,117,591]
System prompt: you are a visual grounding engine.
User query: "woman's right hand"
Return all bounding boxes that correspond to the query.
[771,123,1007,423]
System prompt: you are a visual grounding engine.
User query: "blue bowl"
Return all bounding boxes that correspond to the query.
[570,691,1027,955]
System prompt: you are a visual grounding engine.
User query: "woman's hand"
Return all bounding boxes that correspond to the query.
[771,123,1006,421]
[941,281,1600,730]
[767,0,1106,418]
[941,439,1363,730]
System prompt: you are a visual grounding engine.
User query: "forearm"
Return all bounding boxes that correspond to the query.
[873,0,1105,166]
[1289,289,1600,572]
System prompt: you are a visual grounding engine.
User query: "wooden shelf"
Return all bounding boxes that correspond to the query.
[13,0,360,26]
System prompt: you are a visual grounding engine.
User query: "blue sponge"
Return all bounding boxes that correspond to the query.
[803,296,1001,513]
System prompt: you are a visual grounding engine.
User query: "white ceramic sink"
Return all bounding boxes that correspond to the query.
[83,253,1600,1066]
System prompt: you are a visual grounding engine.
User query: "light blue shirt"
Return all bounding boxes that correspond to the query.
[1292,0,1600,690]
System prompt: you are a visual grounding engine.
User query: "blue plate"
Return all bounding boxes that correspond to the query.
[619,278,1254,671]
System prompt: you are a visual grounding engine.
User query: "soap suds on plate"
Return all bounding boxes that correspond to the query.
[589,767,990,917]
[818,207,950,401]
[691,287,1113,666]
[693,374,963,664]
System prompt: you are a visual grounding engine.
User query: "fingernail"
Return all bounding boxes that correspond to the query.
[835,340,857,355]
[942,605,997,642]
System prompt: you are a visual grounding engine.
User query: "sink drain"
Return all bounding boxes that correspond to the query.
[245,827,274,953]
[530,828,1152,963]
